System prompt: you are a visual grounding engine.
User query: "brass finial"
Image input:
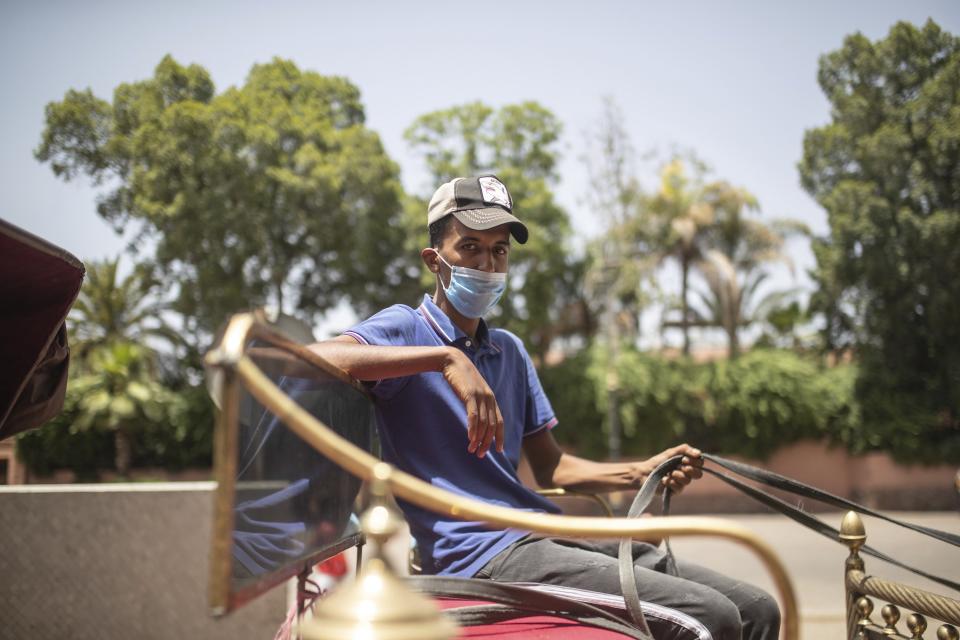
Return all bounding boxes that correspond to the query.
[360,463,403,545]
[881,604,900,635]
[906,614,927,640]
[857,597,875,625]
[938,625,959,640]
[840,511,867,554]
[299,463,458,640]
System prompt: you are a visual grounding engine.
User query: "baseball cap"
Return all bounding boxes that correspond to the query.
[427,175,529,244]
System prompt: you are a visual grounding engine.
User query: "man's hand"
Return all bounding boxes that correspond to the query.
[645,444,703,493]
[441,347,504,458]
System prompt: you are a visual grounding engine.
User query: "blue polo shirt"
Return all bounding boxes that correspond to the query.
[344,294,561,577]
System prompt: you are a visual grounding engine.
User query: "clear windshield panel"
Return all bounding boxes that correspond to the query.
[230,344,375,593]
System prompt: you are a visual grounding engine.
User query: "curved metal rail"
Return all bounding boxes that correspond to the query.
[535,487,616,518]
[847,570,960,626]
[207,313,800,640]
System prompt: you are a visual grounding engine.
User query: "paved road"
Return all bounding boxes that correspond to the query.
[668,511,959,640]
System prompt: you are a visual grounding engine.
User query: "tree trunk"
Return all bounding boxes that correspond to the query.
[681,259,690,356]
[115,428,133,477]
[275,276,285,316]
[728,325,740,360]
[605,285,621,461]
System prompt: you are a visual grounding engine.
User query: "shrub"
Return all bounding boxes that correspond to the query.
[545,345,866,461]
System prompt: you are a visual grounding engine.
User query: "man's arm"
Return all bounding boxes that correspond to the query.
[522,428,703,494]
[309,336,504,458]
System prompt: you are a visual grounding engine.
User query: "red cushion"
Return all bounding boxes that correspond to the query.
[436,598,634,639]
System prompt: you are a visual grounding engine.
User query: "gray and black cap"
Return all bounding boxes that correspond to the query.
[427,175,529,244]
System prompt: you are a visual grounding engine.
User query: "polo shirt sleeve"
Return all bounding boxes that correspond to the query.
[514,338,558,437]
[342,305,419,401]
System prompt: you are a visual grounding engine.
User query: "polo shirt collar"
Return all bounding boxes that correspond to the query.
[418,294,500,354]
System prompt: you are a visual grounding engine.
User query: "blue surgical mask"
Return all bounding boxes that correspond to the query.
[435,253,507,318]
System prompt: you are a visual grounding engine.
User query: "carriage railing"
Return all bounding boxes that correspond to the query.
[840,511,959,640]
[206,312,800,640]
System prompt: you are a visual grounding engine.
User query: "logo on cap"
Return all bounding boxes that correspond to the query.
[478,176,511,209]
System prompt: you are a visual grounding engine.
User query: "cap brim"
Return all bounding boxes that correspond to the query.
[452,208,529,244]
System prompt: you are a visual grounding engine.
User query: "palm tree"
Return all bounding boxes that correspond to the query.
[693,251,802,358]
[67,257,183,475]
[689,185,810,358]
[642,157,716,355]
[69,258,183,361]
[703,181,807,275]
[69,342,172,476]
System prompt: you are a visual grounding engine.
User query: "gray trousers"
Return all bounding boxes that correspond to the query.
[474,535,780,640]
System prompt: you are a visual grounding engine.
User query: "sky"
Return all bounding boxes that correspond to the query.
[3,0,958,340]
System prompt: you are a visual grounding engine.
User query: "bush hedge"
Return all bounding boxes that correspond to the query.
[16,383,213,479]
[548,346,865,461]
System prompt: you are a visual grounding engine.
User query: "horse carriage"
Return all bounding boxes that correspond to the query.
[3,218,958,639]
[202,311,960,640]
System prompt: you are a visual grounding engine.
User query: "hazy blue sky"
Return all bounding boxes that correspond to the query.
[3,1,958,337]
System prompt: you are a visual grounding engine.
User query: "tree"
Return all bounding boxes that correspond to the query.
[690,183,808,358]
[69,258,183,360]
[641,157,716,355]
[68,342,173,476]
[642,161,807,358]
[581,97,656,344]
[693,250,801,358]
[579,98,655,459]
[36,56,413,339]
[798,20,960,456]
[404,101,582,360]
[757,299,808,350]
[19,255,214,477]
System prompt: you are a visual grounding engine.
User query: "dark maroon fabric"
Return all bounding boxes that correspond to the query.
[0,218,84,438]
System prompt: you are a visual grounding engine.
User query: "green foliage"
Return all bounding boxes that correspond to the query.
[16,257,215,477]
[759,301,805,345]
[67,342,175,475]
[36,55,412,337]
[568,346,864,461]
[799,20,960,443]
[538,351,606,456]
[16,390,113,480]
[700,350,858,457]
[405,101,586,359]
[16,360,214,478]
[70,258,184,361]
[134,384,214,470]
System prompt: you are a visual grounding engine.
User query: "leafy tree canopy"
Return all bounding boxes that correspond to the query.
[37,55,412,338]
[405,101,584,359]
[799,20,960,442]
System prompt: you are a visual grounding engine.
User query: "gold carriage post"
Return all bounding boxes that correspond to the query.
[207,312,802,640]
[840,511,960,640]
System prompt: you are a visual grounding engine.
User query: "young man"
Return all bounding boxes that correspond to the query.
[309,175,780,640]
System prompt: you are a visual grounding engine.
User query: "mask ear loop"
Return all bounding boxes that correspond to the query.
[430,250,453,290]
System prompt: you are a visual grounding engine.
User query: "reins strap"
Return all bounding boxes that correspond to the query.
[703,454,960,548]
[618,456,683,634]
[633,453,960,594]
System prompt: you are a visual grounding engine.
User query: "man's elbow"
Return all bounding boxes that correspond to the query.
[530,455,563,489]
[533,470,558,489]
